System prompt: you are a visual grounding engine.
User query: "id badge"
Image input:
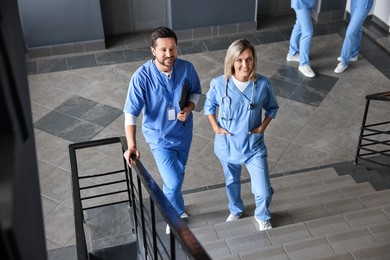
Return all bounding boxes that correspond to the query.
[167,107,175,121]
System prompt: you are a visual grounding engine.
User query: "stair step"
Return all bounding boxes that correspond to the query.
[358,189,390,208]
[210,182,373,219]
[350,242,390,260]
[188,189,390,238]
[184,173,369,217]
[272,167,339,187]
[272,175,357,201]
[185,182,377,230]
[272,180,372,212]
[237,245,289,260]
[181,165,390,259]
[220,241,390,260]
[201,212,390,259]
[366,170,390,191]
[191,196,390,258]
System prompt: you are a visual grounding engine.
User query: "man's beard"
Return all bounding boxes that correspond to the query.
[155,56,176,70]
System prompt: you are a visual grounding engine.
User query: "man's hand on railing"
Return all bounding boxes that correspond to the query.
[123,146,140,168]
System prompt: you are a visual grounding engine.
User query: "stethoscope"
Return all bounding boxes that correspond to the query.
[221,79,255,121]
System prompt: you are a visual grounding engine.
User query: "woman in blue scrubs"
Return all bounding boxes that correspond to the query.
[334,0,374,73]
[287,0,316,78]
[123,27,202,234]
[204,39,279,231]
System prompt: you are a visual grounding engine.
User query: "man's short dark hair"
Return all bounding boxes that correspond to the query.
[151,27,177,48]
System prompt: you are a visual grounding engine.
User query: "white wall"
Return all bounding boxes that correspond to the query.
[372,0,390,26]
[346,0,390,26]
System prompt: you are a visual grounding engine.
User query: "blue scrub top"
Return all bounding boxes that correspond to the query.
[124,58,201,150]
[291,0,315,9]
[204,74,279,164]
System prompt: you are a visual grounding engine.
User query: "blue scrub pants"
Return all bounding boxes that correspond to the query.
[289,7,313,66]
[152,147,188,215]
[221,154,273,221]
[340,3,372,65]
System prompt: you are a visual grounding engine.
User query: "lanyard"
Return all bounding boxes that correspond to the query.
[154,62,175,107]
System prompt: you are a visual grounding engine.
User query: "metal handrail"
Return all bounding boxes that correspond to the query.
[70,136,210,259]
[366,91,390,101]
[122,137,211,259]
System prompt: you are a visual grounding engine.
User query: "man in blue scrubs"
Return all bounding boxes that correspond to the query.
[204,39,279,231]
[123,27,202,234]
[335,0,374,73]
[287,0,316,78]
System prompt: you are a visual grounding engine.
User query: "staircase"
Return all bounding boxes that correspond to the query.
[181,165,390,259]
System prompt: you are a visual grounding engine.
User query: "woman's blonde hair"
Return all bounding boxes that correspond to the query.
[224,39,257,83]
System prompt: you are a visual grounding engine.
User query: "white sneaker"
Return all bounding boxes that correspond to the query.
[180,212,189,218]
[334,62,348,73]
[166,212,189,234]
[226,213,243,222]
[286,53,300,62]
[166,224,170,234]
[337,55,358,62]
[298,65,315,78]
[255,218,272,231]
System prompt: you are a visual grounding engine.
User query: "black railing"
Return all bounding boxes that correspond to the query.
[69,136,211,259]
[69,137,133,260]
[121,136,211,260]
[355,91,390,167]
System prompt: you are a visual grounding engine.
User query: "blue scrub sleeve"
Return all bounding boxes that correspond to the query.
[204,79,219,115]
[262,81,279,119]
[123,75,145,116]
[188,63,202,95]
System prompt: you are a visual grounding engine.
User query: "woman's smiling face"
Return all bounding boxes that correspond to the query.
[233,48,254,82]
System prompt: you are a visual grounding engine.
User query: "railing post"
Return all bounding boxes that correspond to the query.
[150,200,158,259]
[137,176,148,259]
[69,145,89,260]
[355,98,371,164]
[170,234,176,260]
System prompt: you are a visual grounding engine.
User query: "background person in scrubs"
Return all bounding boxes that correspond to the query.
[334,0,374,73]
[123,27,202,234]
[287,0,316,78]
[204,39,279,231]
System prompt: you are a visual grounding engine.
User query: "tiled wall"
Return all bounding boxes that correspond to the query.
[26,39,106,59]
[176,21,258,41]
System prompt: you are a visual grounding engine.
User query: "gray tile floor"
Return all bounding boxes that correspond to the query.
[27,15,390,254]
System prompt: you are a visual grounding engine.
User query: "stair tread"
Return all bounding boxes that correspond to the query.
[185,181,375,220]
[188,193,390,258]
[188,188,390,232]
[199,214,390,259]
[180,165,390,259]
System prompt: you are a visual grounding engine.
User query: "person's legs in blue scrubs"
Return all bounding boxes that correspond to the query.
[289,7,315,77]
[152,147,188,215]
[245,154,273,222]
[221,160,244,217]
[340,5,371,65]
[335,0,373,73]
